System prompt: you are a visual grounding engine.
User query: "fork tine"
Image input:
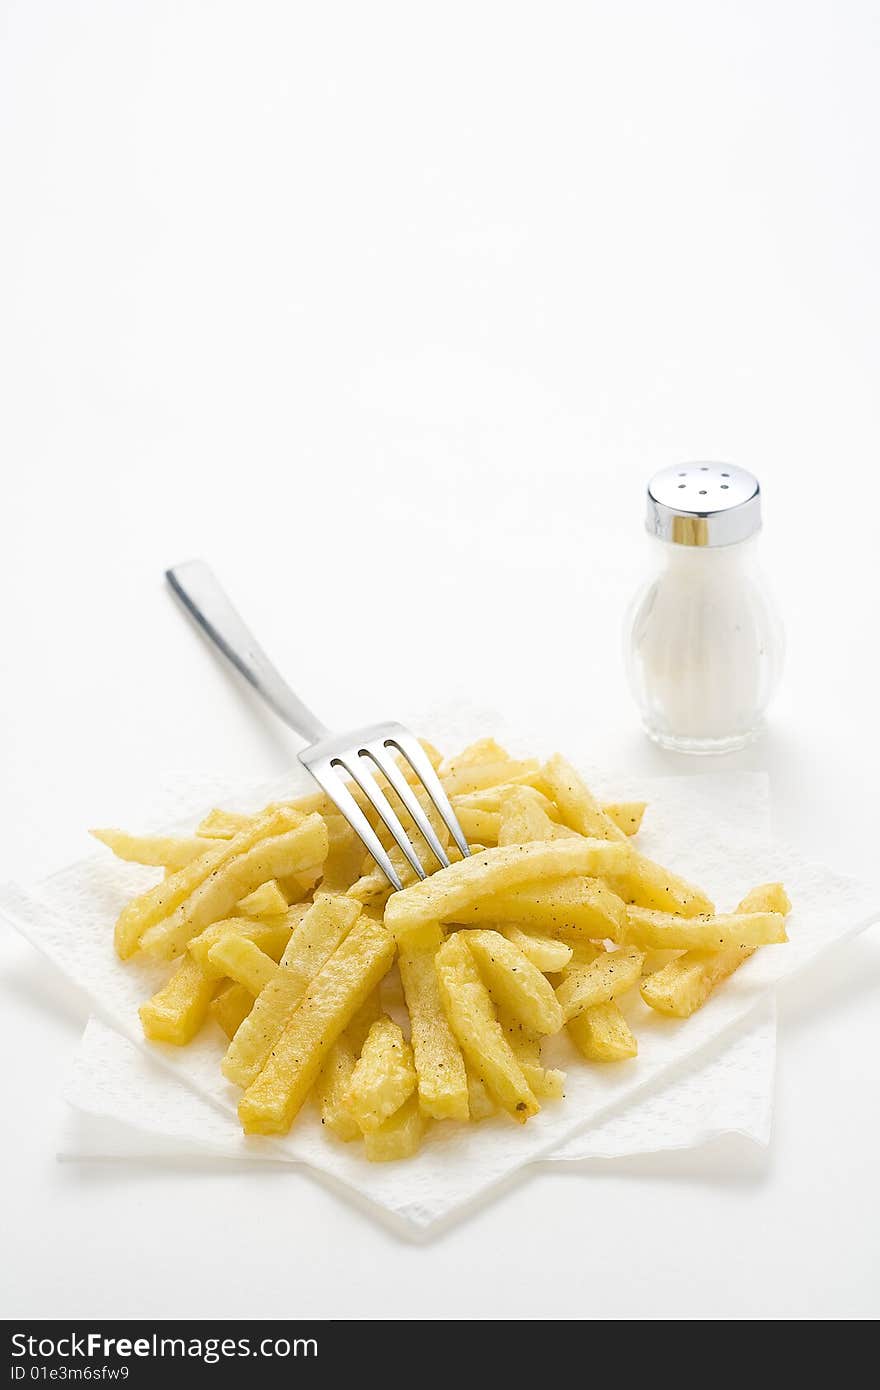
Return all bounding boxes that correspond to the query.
[362,741,451,870]
[384,731,471,860]
[307,759,404,891]
[333,754,428,883]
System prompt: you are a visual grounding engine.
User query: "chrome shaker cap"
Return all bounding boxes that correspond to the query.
[646,463,761,547]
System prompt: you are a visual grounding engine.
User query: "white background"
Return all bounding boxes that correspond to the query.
[2,0,879,1320]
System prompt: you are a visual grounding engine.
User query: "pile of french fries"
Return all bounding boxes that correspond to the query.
[93,739,790,1161]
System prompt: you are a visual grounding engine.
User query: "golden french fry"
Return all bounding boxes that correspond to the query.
[554,941,637,1060]
[496,1009,565,1099]
[346,989,384,1052]
[435,933,538,1123]
[498,925,573,973]
[313,1037,362,1141]
[236,880,288,918]
[450,875,627,942]
[622,906,787,951]
[441,758,541,799]
[113,805,302,960]
[196,808,250,839]
[313,991,383,1141]
[207,936,280,995]
[442,737,512,772]
[464,929,563,1035]
[567,1000,638,1061]
[278,866,322,903]
[239,916,396,1136]
[344,1017,417,1134]
[318,821,369,896]
[91,828,213,871]
[640,948,683,976]
[539,755,627,842]
[139,957,217,1045]
[465,1067,496,1121]
[363,1094,426,1162]
[737,883,792,916]
[384,838,629,940]
[604,853,714,917]
[210,982,254,1039]
[455,782,637,833]
[453,784,560,819]
[555,945,644,1022]
[497,786,558,847]
[399,928,469,1121]
[641,883,791,1018]
[602,802,646,837]
[223,894,361,1089]
[139,813,328,961]
[188,909,300,975]
[454,807,501,845]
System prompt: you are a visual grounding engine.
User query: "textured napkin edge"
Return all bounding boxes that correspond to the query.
[59,995,777,1164]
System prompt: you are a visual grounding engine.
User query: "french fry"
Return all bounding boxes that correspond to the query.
[236,880,288,918]
[313,1039,361,1141]
[441,737,512,772]
[91,828,213,871]
[223,894,361,1089]
[465,1067,496,1121]
[453,784,560,819]
[207,936,280,995]
[555,945,644,1022]
[344,1017,417,1134]
[497,786,558,847]
[435,933,538,1123]
[363,1094,426,1162]
[464,929,563,1035]
[196,808,250,839]
[641,883,791,1018]
[112,804,302,959]
[497,1009,565,1099]
[139,813,329,960]
[139,957,217,1045]
[553,941,637,1059]
[384,838,630,940]
[318,821,370,896]
[735,883,791,916]
[604,853,714,917]
[602,802,646,837]
[313,992,383,1141]
[622,906,787,951]
[640,948,683,976]
[450,875,627,941]
[239,916,396,1136]
[188,909,300,975]
[498,925,573,973]
[441,758,541,799]
[210,982,254,1039]
[399,928,469,1121]
[454,807,501,845]
[278,866,323,903]
[455,784,640,835]
[539,755,627,842]
[567,1000,638,1061]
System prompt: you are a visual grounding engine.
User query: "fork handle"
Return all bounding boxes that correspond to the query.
[166,560,330,744]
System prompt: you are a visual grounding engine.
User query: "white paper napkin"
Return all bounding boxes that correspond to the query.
[3,707,878,1230]
[59,997,776,1172]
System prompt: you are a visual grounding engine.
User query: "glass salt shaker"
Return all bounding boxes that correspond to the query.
[624,463,784,753]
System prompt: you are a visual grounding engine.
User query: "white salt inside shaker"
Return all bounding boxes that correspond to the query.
[624,463,784,753]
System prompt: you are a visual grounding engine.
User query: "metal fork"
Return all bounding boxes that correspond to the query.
[165,559,470,890]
